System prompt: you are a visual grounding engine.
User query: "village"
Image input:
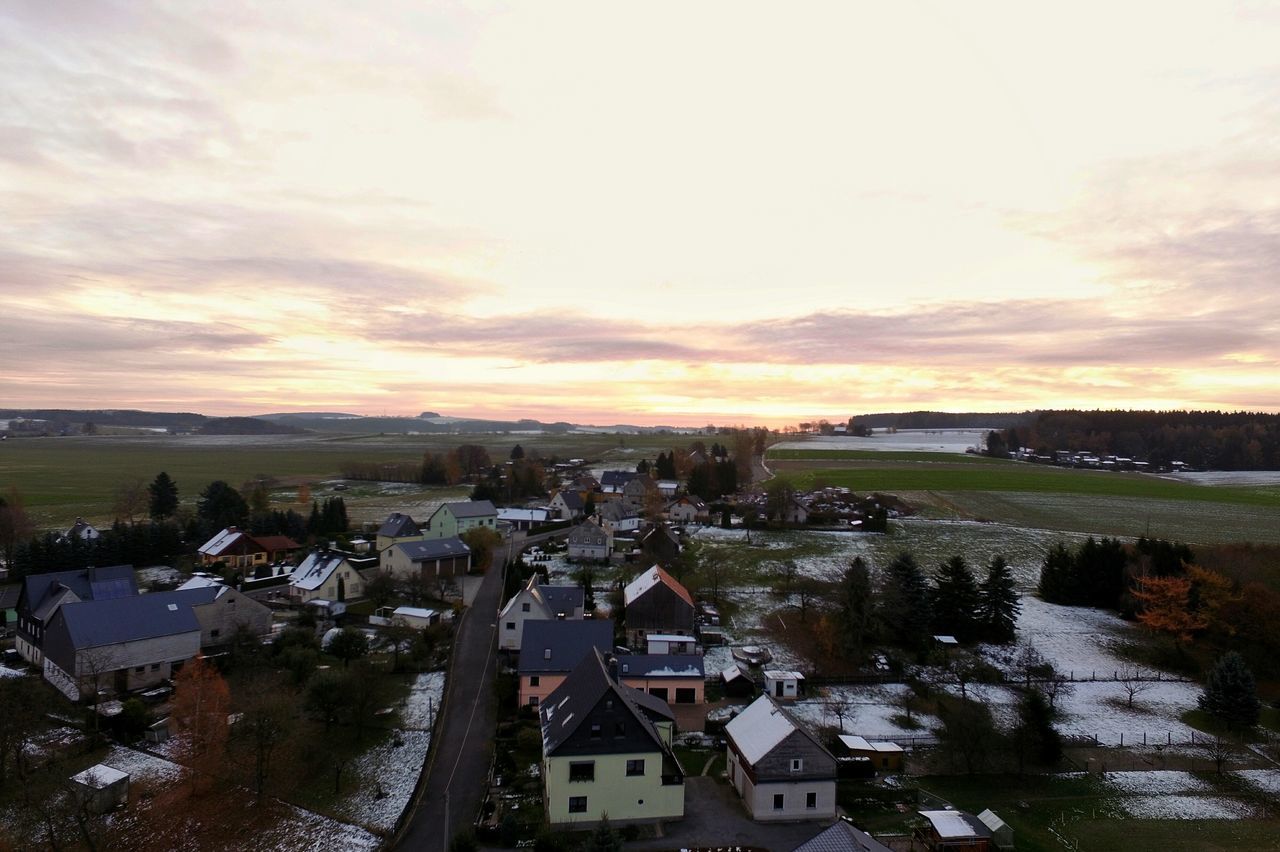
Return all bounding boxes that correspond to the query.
[1,436,1278,852]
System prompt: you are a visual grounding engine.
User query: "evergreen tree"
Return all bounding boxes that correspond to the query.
[148,471,179,520]
[1076,536,1127,608]
[636,459,650,475]
[837,557,874,659]
[1199,651,1261,729]
[877,552,932,651]
[510,443,524,460]
[1038,542,1082,605]
[1013,688,1062,767]
[585,816,622,852]
[931,555,980,642]
[977,555,1020,643]
[196,480,249,534]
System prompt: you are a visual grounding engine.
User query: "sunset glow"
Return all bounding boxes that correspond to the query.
[3,2,1279,426]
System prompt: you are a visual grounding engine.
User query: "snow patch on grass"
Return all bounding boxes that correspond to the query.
[1234,768,1280,796]
[1103,770,1211,794]
[788,684,941,739]
[1118,795,1257,820]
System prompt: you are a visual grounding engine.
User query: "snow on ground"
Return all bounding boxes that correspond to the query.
[339,671,445,832]
[1054,681,1203,745]
[770,429,990,454]
[788,684,941,739]
[102,745,184,785]
[1117,795,1258,820]
[1233,769,1280,796]
[1164,470,1280,486]
[1103,770,1211,794]
[0,664,26,678]
[985,596,1150,680]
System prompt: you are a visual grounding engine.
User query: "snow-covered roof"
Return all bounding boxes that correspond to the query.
[177,576,223,590]
[764,670,804,680]
[623,565,693,607]
[933,635,959,645]
[617,654,704,678]
[290,551,349,592]
[838,735,902,753]
[497,508,550,523]
[919,810,984,840]
[721,665,751,682]
[71,763,128,788]
[647,633,694,643]
[198,528,248,556]
[393,607,437,620]
[725,695,799,765]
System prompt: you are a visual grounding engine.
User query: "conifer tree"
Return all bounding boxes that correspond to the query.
[148,471,179,520]
[932,555,980,642]
[1199,651,1261,729]
[877,552,932,650]
[977,555,1020,643]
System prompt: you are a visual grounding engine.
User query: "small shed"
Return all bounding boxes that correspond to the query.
[70,764,129,814]
[721,664,756,698]
[976,809,1014,851]
[371,606,440,629]
[764,670,804,699]
[645,633,697,655]
[916,809,992,851]
[838,735,904,772]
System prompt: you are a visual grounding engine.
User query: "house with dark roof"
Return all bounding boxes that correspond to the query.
[724,695,838,821]
[598,500,642,533]
[640,524,682,567]
[425,500,497,539]
[567,519,612,562]
[622,565,695,646]
[15,565,139,665]
[376,512,423,553]
[288,550,365,604]
[548,490,585,521]
[622,476,658,511]
[539,649,684,828]
[517,619,614,707]
[175,577,273,648]
[197,527,300,569]
[790,821,894,852]
[60,518,101,543]
[616,654,705,704]
[664,496,709,525]
[41,591,203,700]
[499,576,585,652]
[599,470,638,495]
[382,536,471,584]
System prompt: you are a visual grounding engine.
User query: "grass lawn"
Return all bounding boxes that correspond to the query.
[674,746,716,775]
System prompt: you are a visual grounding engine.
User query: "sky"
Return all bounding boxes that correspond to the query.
[2,1,1279,427]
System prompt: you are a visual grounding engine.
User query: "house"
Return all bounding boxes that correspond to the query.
[70,764,129,814]
[548,490,585,521]
[782,497,810,525]
[724,695,838,822]
[175,577,273,648]
[382,537,472,583]
[517,619,614,707]
[376,512,423,553]
[664,496,709,525]
[791,820,894,852]
[0,583,21,637]
[499,575,585,652]
[424,500,498,539]
[540,649,684,828]
[915,810,994,851]
[599,470,638,495]
[622,476,658,511]
[288,551,364,604]
[764,670,805,700]
[656,480,679,498]
[41,592,203,700]
[197,527,300,569]
[836,735,903,772]
[497,508,550,532]
[622,565,694,646]
[640,525,681,567]
[597,501,642,533]
[567,519,612,562]
[644,634,698,655]
[61,518,101,543]
[616,654,705,704]
[15,565,139,665]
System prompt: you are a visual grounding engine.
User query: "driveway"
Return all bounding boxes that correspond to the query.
[625,776,831,851]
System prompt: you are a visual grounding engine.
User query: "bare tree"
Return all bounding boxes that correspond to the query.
[1042,672,1075,712]
[112,476,149,525]
[1202,735,1232,776]
[1118,668,1154,709]
[824,691,854,733]
[234,675,296,805]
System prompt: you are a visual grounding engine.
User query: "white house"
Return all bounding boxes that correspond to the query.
[724,696,837,822]
[288,551,363,604]
[499,576,585,652]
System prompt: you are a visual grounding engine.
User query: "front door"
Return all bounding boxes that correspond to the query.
[775,681,784,697]
[337,576,346,602]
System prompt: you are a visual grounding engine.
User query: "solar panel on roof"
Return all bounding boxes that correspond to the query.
[89,578,136,600]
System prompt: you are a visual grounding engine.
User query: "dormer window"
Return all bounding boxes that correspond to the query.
[544,648,552,660]
[790,758,803,773]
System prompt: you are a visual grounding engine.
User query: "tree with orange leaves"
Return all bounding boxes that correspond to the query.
[1185,565,1238,637]
[1132,575,1206,643]
[170,655,230,797]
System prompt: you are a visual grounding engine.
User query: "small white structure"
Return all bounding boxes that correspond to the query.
[763,670,804,699]
[370,606,440,629]
[978,808,1015,850]
[645,634,699,655]
[70,763,129,813]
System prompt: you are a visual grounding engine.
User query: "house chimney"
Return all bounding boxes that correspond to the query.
[605,653,618,682]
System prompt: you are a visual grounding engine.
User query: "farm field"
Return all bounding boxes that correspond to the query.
[0,431,678,527]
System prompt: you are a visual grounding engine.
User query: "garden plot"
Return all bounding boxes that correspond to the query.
[788,683,941,739]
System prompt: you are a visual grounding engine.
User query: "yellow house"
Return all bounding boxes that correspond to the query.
[540,649,685,829]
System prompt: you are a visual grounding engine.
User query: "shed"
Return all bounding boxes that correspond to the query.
[763,670,804,699]
[917,809,992,851]
[837,735,904,772]
[70,763,129,813]
[645,634,698,655]
[976,809,1013,851]
[721,664,756,698]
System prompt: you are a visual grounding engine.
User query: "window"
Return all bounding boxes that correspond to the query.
[544,648,552,660]
[790,758,803,773]
[211,629,221,639]
[134,666,145,673]
[614,722,626,737]
[529,676,540,687]
[626,759,645,777]
[522,602,531,612]
[569,762,595,782]
[568,796,587,813]
[589,724,602,739]
[150,663,161,671]
[773,794,784,811]
[529,696,539,707]
[806,792,817,809]
[505,622,515,631]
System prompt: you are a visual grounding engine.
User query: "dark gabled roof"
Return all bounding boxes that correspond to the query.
[791,821,894,852]
[21,565,137,616]
[0,584,20,610]
[567,522,609,545]
[378,512,421,538]
[253,535,301,552]
[599,470,638,488]
[598,501,638,522]
[554,490,584,510]
[395,537,470,562]
[537,583,584,614]
[539,649,668,756]
[616,654,705,679]
[444,500,497,519]
[54,591,201,650]
[624,683,676,722]
[518,620,614,674]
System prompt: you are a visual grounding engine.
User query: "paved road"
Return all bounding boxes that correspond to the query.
[396,560,505,851]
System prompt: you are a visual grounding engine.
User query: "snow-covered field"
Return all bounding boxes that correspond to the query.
[1103,770,1210,794]
[1163,470,1280,486]
[771,429,990,454]
[1234,769,1280,796]
[1117,795,1258,820]
[787,684,941,739]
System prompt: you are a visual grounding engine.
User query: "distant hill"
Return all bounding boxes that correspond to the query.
[198,416,307,436]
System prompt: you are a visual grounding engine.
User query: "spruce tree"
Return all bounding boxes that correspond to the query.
[1038,542,1081,605]
[1014,688,1062,767]
[978,555,1020,643]
[1199,651,1261,729]
[932,555,980,642]
[148,471,179,520]
[837,557,874,659]
[877,552,932,650]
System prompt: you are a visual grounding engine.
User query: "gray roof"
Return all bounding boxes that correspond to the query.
[791,822,894,852]
[378,512,420,538]
[395,537,470,562]
[600,471,638,488]
[598,501,638,522]
[539,649,668,756]
[518,620,614,674]
[537,583,584,614]
[555,490,584,510]
[0,584,19,610]
[54,591,201,650]
[616,654,704,679]
[568,522,609,545]
[21,565,138,619]
[445,500,497,519]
